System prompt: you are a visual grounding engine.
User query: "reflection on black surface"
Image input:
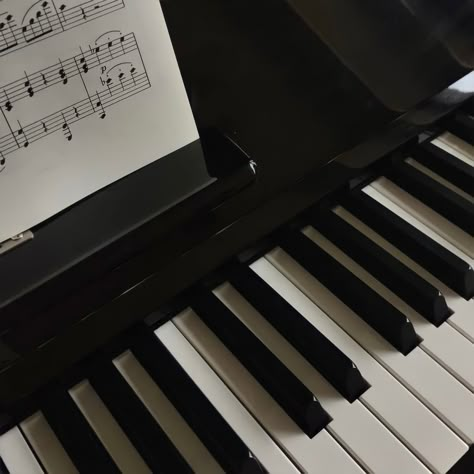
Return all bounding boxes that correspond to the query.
[163,0,471,179]
[1,0,473,388]
[402,0,474,68]
[287,0,470,111]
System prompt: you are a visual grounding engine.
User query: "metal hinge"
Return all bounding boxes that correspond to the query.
[0,231,34,257]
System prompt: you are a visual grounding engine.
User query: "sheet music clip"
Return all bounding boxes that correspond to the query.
[0,231,34,257]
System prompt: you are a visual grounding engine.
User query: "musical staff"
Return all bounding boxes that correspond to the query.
[0,33,137,112]
[0,68,150,158]
[0,0,125,57]
[0,14,18,54]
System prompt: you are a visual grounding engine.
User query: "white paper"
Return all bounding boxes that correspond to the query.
[0,0,199,244]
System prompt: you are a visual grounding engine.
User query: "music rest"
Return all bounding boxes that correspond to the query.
[0,128,255,374]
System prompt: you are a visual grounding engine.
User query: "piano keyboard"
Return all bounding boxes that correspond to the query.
[1,132,472,473]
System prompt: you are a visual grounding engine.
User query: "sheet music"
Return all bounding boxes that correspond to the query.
[0,0,199,243]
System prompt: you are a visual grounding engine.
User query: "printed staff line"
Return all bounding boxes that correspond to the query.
[0,73,150,154]
[61,0,124,27]
[0,82,150,154]
[0,79,150,154]
[1,11,63,51]
[57,3,126,37]
[27,0,121,34]
[0,70,149,147]
[2,39,136,104]
[21,3,59,44]
[0,0,125,57]
[3,39,137,102]
[0,34,137,110]
[0,72,149,149]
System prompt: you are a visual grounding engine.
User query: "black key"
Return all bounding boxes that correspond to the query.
[131,327,264,474]
[41,390,119,474]
[444,112,474,146]
[386,160,474,235]
[342,191,474,299]
[191,290,331,437]
[228,265,370,401]
[278,230,419,355]
[412,142,474,196]
[448,445,474,474]
[0,456,9,474]
[311,208,451,326]
[89,361,193,473]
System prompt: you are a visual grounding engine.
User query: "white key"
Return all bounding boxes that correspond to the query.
[434,132,474,165]
[114,351,224,474]
[69,381,151,474]
[257,254,468,473]
[334,205,474,387]
[21,412,78,474]
[368,178,474,259]
[174,308,364,474]
[0,427,44,474]
[405,157,473,203]
[156,320,311,474]
[446,300,474,343]
[300,226,474,442]
[365,185,474,266]
[334,205,474,343]
[211,283,429,474]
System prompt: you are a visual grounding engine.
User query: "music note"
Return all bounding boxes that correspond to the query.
[58,4,67,27]
[58,60,68,84]
[37,3,53,34]
[0,26,150,160]
[118,72,125,91]
[61,113,72,141]
[106,41,115,61]
[22,2,53,44]
[79,56,89,74]
[3,90,13,112]
[105,77,113,96]
[0,1,125,58]
[24,73,35,97]
[17,121,30,148]
[95,92,106,119]
[93,44,102,64]
[0,14,18,53]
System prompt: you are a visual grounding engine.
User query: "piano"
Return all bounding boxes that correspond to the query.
[0,0,473,472]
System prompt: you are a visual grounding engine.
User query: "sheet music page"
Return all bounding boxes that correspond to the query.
[0,0,199,243]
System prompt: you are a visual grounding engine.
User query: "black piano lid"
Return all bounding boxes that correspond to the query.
[0,0,474,408]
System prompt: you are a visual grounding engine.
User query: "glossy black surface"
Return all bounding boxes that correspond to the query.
[89,361,193,473]
[0,140,213,308]
[228,264,370,402]
[41,390,119,473]
[191,290,331,438]
[387,159,474,234]
[341,190,474,299]
[131,327,264,474]
[0,457,8,474]
[311,208,451,326]
[448,445,474,474]
[0,0,474,407]
[413,142,474,195]
[278,229,420,355]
